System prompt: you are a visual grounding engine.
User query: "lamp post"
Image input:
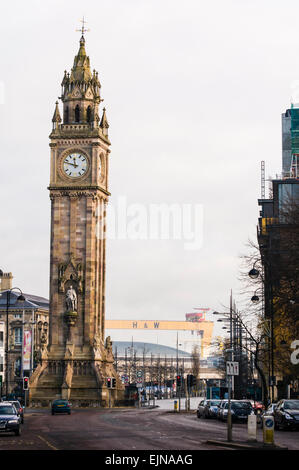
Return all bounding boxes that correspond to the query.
[0,287,26,397]
[248,262,274,402]
[176,332,182,410]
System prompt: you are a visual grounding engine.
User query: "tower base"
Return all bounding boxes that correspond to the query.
[29,339,124,407]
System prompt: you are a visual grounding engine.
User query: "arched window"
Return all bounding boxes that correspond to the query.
[64,106,69,124]
[86,106,92,123]
[75,105,80,123]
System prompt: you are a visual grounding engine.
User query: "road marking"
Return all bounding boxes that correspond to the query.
[37,435,58,450]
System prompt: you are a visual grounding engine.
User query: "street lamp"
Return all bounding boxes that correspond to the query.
[248,261,274,402]
[0,286,26,397]
[248,267,260,280]
[251,294,260,304]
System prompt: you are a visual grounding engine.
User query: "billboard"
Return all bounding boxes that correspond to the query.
[23,330,32,371]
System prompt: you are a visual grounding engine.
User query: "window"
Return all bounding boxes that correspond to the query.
[14,357,21,377]
[75,105,80,122]
[0,356,3,372]
[14,314,22,319]
[65,106,69,124]
[14,327,22,345]
[0,331,3,348]
[86,106,92,123]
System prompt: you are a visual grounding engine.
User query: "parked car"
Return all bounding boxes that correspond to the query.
[260,403,277,428]
[219,400,254,422]
[197,399,207,418]
[6,400,24,424]
[197,399,221,419]
[51,399,71,415]
[203,400,221,419]
[0,402,22,436]
[217,400,228,420]
[273,399,299,431]
[250,401,265,414]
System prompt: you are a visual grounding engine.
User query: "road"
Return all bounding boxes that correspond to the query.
[0,404,298,451]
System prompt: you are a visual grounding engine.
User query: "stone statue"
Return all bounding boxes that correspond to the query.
[105,336,112,352]
[66,285,77,312]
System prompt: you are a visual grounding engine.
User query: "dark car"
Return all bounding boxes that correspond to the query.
[7,401,24,424]
[220,401,254,422]
[273,399,299,430]
[0,402,21,436]
[198,400,221,419]
[51,399,71,415]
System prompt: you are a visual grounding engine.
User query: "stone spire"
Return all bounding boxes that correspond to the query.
[60,36,102,126]
[100,107,109,136]
[70,35,92,83]
[52,101,61,130]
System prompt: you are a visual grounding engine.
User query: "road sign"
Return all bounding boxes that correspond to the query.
[136,370,143,378]
[263,416,274,445]
[226,361,239,376]
[121,375,129,384]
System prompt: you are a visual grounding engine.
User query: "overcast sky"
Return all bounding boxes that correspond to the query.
[0,0,297,349]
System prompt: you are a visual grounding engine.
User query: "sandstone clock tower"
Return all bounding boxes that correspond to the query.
[30,32,123,406]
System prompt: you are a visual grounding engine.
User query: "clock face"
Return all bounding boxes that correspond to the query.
[63,152,88,178]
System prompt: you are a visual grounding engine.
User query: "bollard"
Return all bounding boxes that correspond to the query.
[174,400,178,412]
[263,416,275,445]
[247,414,257,442]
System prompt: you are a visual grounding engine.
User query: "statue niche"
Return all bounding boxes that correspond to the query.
[64,282,78,328]
[58,254,83,294]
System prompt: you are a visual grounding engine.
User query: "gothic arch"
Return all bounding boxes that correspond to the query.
[86,105,92,123]
[75,105,80,123]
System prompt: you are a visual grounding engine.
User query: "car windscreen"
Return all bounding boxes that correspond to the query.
[225,402,251,410]
[233,402,251,408]
[11,402,20,408]
[284,401,299,410]
[210,401,220,406]
[0,406,16,415]
[53,400,67,404]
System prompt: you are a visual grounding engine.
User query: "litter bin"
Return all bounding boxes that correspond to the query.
[174,400,178,412]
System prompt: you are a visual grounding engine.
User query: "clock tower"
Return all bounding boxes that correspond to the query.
[30,33,123,406]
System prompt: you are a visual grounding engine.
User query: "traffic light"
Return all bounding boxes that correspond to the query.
[107,377,112,388]
[187,374,197,388]
[23,377,29,391]
[112,378,116,388]
[176,375,182,387]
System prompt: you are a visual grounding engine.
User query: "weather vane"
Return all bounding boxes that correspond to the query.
[76,17,90,37]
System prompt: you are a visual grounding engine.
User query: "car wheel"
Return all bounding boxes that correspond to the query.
[14,427,21,436]
[68,411,71,415]
[52,411,55,415]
